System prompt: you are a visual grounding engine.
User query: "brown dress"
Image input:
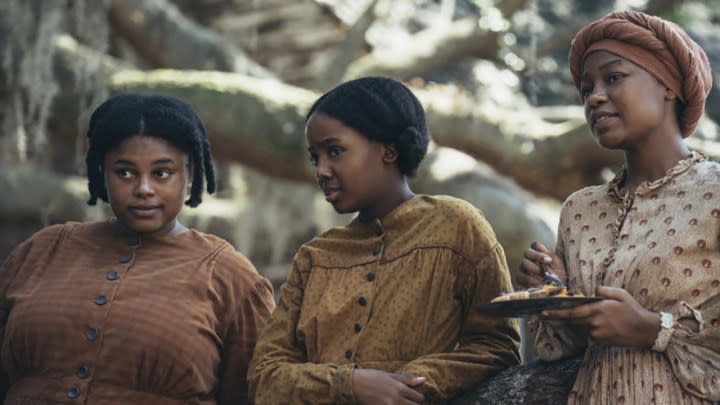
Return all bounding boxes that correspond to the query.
[248,195,521,405]
[0,220,276,404]
[531,153,720,404]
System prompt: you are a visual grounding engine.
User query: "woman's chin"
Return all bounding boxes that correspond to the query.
[330,201,358,215]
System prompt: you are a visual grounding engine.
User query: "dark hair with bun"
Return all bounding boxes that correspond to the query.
[306,77,429,176]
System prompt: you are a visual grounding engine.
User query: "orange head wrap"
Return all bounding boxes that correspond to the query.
[568,11,712,137]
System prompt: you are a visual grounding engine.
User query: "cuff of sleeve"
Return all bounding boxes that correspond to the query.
[652,302,703,352]
[678,301,704,334]
[331,363,356,404]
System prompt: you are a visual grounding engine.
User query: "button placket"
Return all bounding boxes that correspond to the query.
[372,220,385,258]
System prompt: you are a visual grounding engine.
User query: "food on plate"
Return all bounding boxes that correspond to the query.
[490,284,584,303]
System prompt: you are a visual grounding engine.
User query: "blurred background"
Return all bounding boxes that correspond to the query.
[1,0,719,292]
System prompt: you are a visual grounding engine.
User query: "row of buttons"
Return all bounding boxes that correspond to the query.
[67,237,136,399]
[344,271,377,360]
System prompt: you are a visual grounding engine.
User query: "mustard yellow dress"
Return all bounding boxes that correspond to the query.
[249,195,520,404]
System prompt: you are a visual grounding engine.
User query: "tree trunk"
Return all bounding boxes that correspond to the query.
[108,0,274,77]
[311,0,378,91]
[343,0,529,81]
[451,356,582,405]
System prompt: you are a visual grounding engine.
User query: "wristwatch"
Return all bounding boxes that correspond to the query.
[660,312,674,329]
[652,311,674,352]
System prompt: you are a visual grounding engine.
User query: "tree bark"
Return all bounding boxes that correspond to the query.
[108,0,274,77]
[450,356,582,405]
[311,0,378,91]
[343,0,529,81]
[537,0,682,58]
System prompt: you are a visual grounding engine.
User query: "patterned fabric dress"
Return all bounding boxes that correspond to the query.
[531,153,720,404]
[249,195,521,405]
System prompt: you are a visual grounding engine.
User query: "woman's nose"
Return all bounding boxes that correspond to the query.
[585,85,608,108]
[315,160,332,180]
[134,176,155,197]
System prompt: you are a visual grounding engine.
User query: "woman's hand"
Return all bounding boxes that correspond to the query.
[541,286,661,347]
[352,369,425,405]
[516,242,568,289]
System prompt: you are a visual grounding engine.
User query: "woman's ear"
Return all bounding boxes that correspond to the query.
[664,87,677,101]
[382,144,398,164]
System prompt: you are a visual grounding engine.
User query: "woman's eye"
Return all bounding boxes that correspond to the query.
[308,154,318,167]
[580,86,591,100]
[154,169,171,179]
[328,147,343,157]
[608,73,623,83]
[116,169,132,178]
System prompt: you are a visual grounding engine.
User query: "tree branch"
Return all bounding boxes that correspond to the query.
[109,0,275,77]
[343,1,529,81]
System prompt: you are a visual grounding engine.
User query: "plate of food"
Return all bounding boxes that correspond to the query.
[476,284,602,317]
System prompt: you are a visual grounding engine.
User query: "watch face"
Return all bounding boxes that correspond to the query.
[660,312,674,328]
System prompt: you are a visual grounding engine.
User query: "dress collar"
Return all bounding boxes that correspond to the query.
[349,195,422,236]
[607,151,706,201]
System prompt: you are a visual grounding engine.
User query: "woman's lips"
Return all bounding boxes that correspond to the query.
[323,189,341,202]
[593,114,618,131]
[129,206,161,217]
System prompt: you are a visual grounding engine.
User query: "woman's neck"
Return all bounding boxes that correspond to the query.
[358,182,415,223]
[111,218,188,238]
[623,137,690,193]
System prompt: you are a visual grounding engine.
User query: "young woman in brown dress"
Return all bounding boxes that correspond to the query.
[0,93,275,404]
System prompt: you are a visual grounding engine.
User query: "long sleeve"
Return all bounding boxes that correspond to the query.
[653,299,720,400]
[247,254,356,405]
[217,276,275,405]
[0,225,65,400]
[396,243,521,402]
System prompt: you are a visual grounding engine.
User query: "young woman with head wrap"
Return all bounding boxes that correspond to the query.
[516,11,718,404]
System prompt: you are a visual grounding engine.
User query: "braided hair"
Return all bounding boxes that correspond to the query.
[306,77,429,177]
[85,93,215,207]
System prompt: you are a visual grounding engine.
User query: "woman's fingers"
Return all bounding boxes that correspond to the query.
[524,246,551,262]
[530,241,554,256]
[400,386,425,403]
[390,374,425,403]
[517,258,545,288]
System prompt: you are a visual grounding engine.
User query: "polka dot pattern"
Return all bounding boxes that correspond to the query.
[535,156,720,404]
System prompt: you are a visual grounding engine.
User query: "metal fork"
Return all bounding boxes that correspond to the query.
[539,262,566,288]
